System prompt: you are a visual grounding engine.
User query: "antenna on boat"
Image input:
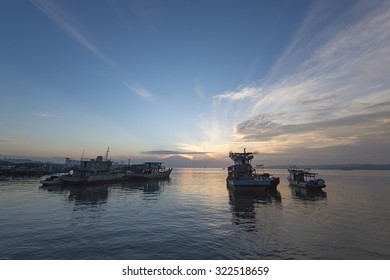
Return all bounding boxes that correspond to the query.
[256,164,264,173]
[81,149,84,161]
[105,147,110,161]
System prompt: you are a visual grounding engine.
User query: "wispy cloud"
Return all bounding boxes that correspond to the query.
[192,0,390,163]
[30,0,115,67]
[123,83,154,101]
[31,111,63,119]
[142,150,210,160]
[31,111,51,118]
[142,150,209,155]
[214,84,260,101]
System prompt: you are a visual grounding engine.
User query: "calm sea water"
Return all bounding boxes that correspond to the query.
[0,168,389,260]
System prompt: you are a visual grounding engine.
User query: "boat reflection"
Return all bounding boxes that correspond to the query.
[40,178,168,203]
[67,185,109,204]
[289,184,327,201]
[228,188,281,232]
[229,189,281,211]
[119,178,168,193]
[41,184,110,204]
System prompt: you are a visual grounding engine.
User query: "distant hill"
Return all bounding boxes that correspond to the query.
[1,158,44,164]
[268,164,390,170]
[0,160,13,166]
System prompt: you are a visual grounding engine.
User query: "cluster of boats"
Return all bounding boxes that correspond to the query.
[227,149,326,193]
[40,155,172,187]
[41,148,326,193]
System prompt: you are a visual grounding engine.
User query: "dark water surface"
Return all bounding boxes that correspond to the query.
[1,168,389,259]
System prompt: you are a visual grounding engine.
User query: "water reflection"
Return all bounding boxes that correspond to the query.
[229,189,281,212]
[0,176,11,181]
[118,179,168,193]
[227,189,282,259]
[289,184,327,201]
[67,185,109,204]
[228,188,281,232]
[40,184,109,204]
[40,178,168,204]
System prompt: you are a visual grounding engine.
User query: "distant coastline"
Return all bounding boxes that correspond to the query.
[268,164,390,170]
[1,157,390,171]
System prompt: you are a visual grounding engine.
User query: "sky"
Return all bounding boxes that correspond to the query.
[1,0,390,167]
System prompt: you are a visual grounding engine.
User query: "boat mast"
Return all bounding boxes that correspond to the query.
[105,147,110,161]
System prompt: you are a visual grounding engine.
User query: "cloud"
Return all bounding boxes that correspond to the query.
[123,83,154,101]
[142,150,209,155]
[31,111,63,118]
[31,111,51,118]
[30,0,115,67]
[237,111,389,143]
[214,84,260,101]
[192,0,390,163]
[141,150,210,161]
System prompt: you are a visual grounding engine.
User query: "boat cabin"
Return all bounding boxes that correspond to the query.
[228,150,256,179]
[76,156,112,172]
[229,150,254,165]
[288,168,317,183]
[143,162,166,174]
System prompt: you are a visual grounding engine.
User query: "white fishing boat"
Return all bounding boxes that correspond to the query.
[41,148,131,186]
[60,157,130,185]
[287,166,326,190]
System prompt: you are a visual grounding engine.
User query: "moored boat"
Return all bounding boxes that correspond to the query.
[40,174,63,186]
[40,148,131,186]
[127,162,172,180]
[287,166,326,190]
[60,155,130,185]
[226,149,280,193]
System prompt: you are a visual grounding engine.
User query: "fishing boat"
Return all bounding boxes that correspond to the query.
[60,156,130,185]
[40,174,62,186]
[287,166,326,190]
[226,149,280,193]
[41,148,131,186]
[127,162,172,180]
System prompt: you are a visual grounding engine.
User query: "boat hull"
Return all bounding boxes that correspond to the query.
[227,177,279,193]
[40,168,172,186]
[288,179,326,190]
[40,178,62,187]
[127,169,172,180]
[60,173,130,185]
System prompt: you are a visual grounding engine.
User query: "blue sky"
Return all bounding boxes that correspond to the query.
[1,0,390,167]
